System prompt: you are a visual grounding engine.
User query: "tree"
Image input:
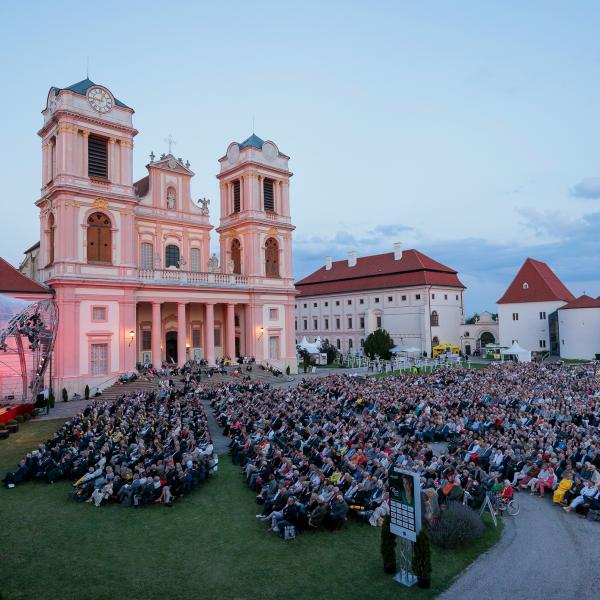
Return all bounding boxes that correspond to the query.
[412,528,432,584]
[363,328,394,360]
[319,339,338,365]
[298,348,311,373]
[465,313,480,325]
[61,388,68,403]
[380,514,397,574]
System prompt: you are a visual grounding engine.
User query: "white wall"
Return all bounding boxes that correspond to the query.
[559,308,600,360]
[498,301,565,352]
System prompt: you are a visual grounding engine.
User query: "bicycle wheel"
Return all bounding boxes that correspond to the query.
[507,500,519,516]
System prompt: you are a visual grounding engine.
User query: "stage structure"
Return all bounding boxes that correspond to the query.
[0,297,58,404]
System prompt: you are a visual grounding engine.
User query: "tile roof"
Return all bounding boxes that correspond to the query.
[133,175,149,197]
[560,294,600,310]
[497,258,575,304]
[295,249,464,297]
[0,257,51,295]
[56,78,130,108]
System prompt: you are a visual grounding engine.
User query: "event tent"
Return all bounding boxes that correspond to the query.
[298,336,322,354]
[500,341,532,363]
[390,345,421,354]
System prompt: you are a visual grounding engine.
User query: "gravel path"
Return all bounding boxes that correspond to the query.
[201,399,230,455]
[439,492,600,599]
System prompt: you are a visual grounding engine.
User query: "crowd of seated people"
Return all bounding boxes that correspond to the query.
[2,384,217,508]
[205,361,600,535]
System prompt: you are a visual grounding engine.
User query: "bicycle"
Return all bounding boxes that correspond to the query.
[491,492,520,516]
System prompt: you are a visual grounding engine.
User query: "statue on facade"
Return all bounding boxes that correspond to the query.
[208,253,219,273]
[197,197,210,216]
[166,189,176,209]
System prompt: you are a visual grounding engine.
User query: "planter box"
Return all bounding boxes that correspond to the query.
[7,424,19,434]
[0,430,9,440]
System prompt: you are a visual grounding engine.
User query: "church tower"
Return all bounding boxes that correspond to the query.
[216,134,294,285]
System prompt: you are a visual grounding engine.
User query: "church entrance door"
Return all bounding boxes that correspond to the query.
[165,331,178,365]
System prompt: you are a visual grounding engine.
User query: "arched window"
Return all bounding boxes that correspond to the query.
[87,212,112,263]
[48,213,55,265]
[140,242,153,270]
[190,248,201,272]
[348,338,353,350]
[431,310,439,327]
[165,244,180,268]
[231,238,241,274]
[265,237,279,278]
[432,336,440,346]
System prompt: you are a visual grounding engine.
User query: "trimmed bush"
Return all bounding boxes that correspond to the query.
[412,528,432,579]
[62,388,68,403]
[428,501,484,549]
[23,412,31,421]
[6,419,17,426]
[84,384,90,400]
[286,365,291,376]
[380,514,397,574]
[15,415,25,423]
[49,393,55,409]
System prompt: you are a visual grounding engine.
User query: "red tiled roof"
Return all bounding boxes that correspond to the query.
[497,258,575,304]
[295,249,464,297]
[0,257,50,294]
[133,175,149,197]
[560,294,600,310]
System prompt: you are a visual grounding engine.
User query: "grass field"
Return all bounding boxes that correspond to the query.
[0,419,501,600]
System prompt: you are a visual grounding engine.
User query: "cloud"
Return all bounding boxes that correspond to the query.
[571,178,600,199]
[372,224,413,237]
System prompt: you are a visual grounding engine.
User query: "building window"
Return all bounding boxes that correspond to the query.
[456,295,459,300]
[432,336,440,346]
[348,317,353,329]
[522,282,529,289]
[359,299,364,304]
[360,338,364,347]
[88,135,108,179]
[464,331,470,337]
[359,316,365,329]
[444,294,448,300]
[539,339,547,348]
[91,343,108,376]
[303,304,307,309]
[265,237,280,277]
[336,338,341,349]
[192,329,201,348]
[348,339,353,350]
[190,248,201,272]
[92,306,107,321]
[141,242,153,270]
[313,302,318,308]
[539,311,546,320]
[303,319,308,330]
[431,294,435,300]
[214,326,222,347]
[165,244,180,268]
[233,179,241,213]
[263,178,275,212]
[388,296,393,302]
[374,297,380,303]
[231,239,241,274]
[324,302,329,307]
[47,213,55,265]
[336,300,340,306]
[415,294,421,300]
[336,318,340,329]
[512,313,519,321]
[376,316,382,328]
[87,212,112,263]
[141,330,151,351]
[347,299,352,305]
[269,335,280,359]
[431,311,439,327]
[401,295,406,301]
[324,318,329,330]
[270,308,279,320]
[295,319,298,330]
[313,318,318,329]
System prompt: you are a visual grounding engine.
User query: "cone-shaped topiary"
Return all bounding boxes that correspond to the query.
[380,514,397,574]
[84,384,90,400]
[412,528,432,580]
[62,388,68,402]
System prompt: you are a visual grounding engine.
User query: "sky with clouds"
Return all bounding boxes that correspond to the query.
[1,1,599,314]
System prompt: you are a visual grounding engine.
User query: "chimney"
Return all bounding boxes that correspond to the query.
[325,256,332,270]
[394,242,403,261]
[348,251,357,267]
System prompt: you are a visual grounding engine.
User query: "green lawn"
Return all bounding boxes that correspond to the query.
[0,419,501,600]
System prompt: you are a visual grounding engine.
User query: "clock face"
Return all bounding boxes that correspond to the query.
[87,87,113,113]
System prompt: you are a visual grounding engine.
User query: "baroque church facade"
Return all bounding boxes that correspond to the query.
[35,78,297,393]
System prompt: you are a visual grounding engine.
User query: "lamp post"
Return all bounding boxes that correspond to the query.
[128,330,135,347]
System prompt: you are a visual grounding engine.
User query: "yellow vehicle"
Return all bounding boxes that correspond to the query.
[432,343,460,357]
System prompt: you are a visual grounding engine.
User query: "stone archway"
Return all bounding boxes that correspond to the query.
[480,331,495,347]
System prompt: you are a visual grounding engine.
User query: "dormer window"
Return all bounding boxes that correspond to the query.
[522,282,529,289]
[88,135,108,179]
[263,178,274,212]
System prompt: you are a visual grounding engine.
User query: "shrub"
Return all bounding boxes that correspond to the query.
[62,388,68,403]
[285,365,290,376]
[49,393,55,409]
[0,422,7,430]
[15,415,24,423]
[380,514,397,574]
[412,528,432,578]
[84,384,90,400]
[23,413,31,421]
[364,328,394,360]
[6,419,17,426]
[428,501,484,549]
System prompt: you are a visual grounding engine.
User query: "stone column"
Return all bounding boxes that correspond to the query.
[226,303,236,358]
[245,302,255,359]
[177,302,187,367]
[151,301,162,366]
[204,302,215,365]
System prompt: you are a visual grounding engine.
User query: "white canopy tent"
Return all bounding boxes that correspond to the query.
[390,345,421,354]
[500,342,532,363]
[298,336,322,354]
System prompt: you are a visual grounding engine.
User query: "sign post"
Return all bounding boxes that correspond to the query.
[388,468,421,586]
